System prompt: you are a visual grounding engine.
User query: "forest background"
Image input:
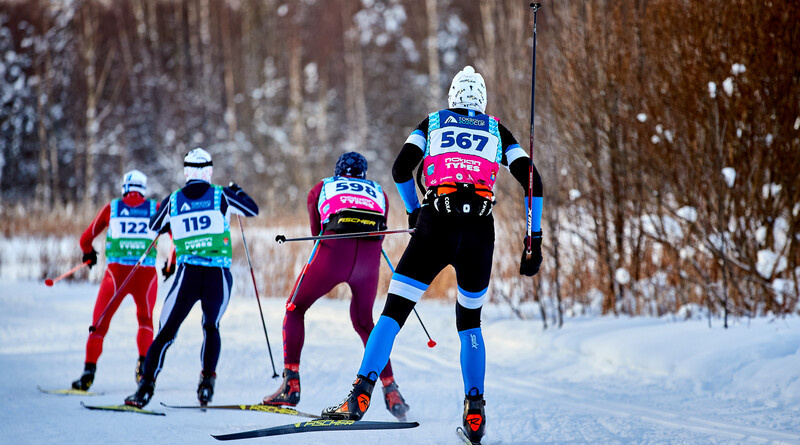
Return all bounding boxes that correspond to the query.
[0,0,798,325]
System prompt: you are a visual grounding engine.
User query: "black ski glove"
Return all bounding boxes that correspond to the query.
[407,208,420,230]
[520,233,542,277]
[82,249,98,269]
[228,182,243,195]
[161,260,176,281]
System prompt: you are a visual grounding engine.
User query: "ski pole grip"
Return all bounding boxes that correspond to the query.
[89,325,96,333]
[275,235,286,244]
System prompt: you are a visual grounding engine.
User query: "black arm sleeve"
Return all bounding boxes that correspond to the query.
[149,195,172,234]
[509,157,543,198]
[392,117,429,183]
[222,187,259,216]
[392,144,424,184]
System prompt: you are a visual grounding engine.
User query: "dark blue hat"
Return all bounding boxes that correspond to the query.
[334,152,368,179]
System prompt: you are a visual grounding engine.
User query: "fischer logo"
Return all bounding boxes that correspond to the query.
[445,156,481,172]
[338,217,376,227]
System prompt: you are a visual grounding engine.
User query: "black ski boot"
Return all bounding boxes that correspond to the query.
[462,394,486,444]
[125,378,155,408]
[71,363,96,391]
[321,374,375,420]
[197,371,216,406]
[382,379,410,421]
[135,356,145,383]
[262,368,300,406]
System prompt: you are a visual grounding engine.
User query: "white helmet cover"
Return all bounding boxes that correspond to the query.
[184,148,213,182]
[121,169,147,196]
[448,65,487,113]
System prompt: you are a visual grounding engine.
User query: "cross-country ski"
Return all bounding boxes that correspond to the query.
[160,402,320,418]
[211,419,419,441]
[80,401,165,416]
[37,386,103,396]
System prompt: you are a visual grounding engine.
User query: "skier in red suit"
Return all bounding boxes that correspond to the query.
[71,170,171,391]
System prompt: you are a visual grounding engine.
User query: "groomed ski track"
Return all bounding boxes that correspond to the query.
[2,280,799,444]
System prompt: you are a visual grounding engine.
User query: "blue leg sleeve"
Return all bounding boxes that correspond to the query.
[358,315,401,381]
[458,327,486,395]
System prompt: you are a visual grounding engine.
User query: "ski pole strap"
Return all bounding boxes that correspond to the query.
[275,229,414,244]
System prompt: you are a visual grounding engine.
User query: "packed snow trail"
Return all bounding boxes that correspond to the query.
[1,279,798,444]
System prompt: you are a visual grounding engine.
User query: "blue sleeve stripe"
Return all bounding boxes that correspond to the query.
[505,144,528,165]
[405,131,426,151]
[395,179,420,213]
[526,196,542,233]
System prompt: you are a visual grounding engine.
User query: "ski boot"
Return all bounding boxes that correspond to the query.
[125,378,155,408]
[461,394,486,444]
[197,371,216,406]
[381,377,410,421]
[262,368,300,406]
[320,374,375,420]
[135,356,145,383]
[71,363,96,391]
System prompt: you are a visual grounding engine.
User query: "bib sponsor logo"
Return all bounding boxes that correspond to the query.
[338,217,377,227]
[180,203,191,212]
[184,237,214,250]
[121,209,130,216]
[120,240,146,250]
[444,116,458,124]
[444,156,482,172]
[457,116,486,127]
[338,196,377,209]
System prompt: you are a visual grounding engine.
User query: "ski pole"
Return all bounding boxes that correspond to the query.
[526,2,542,259]
[236,215,280,378]
[44,260,91,286]
[275,228,414,244]
[284,237,321,312]
[89,235,159,333]
[381,249,436,348]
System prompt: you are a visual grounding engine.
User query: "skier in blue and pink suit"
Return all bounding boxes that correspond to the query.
[261,152,410,420]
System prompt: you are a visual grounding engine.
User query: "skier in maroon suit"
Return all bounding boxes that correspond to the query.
[261,152,410,420]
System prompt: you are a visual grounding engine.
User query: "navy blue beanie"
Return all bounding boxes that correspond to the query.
[334,152,368,178]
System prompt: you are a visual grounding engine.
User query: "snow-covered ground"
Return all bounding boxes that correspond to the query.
[1,278,799,445]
